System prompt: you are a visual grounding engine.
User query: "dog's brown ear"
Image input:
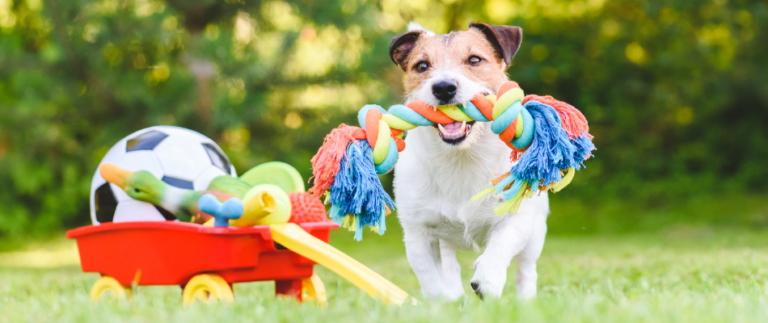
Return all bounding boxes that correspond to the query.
[469,23,523,66]
[390,30,424,70]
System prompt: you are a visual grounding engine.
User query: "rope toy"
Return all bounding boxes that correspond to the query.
[310,81,596,240]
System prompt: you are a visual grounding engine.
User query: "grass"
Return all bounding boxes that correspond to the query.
[2,220,768,322]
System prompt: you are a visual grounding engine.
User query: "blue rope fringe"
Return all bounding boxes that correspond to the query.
[509,101,596,193]
[328,141,395,240]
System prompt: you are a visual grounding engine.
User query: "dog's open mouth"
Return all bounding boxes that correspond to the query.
[433,121,476,145]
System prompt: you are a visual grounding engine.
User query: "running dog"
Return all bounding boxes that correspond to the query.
[390,22,549,300]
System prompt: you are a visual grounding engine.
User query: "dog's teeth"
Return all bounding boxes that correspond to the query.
[438,123,446,134]
[461,121,466,133]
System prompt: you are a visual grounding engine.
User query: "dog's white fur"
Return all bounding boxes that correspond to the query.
[406,22,436,36]
[393,23,549,300]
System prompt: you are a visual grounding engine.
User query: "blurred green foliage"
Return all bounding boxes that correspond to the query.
[0,0,766,238]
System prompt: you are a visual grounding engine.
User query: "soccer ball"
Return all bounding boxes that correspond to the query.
[90,126,236,224]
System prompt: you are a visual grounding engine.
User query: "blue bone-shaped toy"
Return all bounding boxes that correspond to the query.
[198,194,244,227]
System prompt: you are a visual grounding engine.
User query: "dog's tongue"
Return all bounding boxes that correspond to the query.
[442,121,463,134]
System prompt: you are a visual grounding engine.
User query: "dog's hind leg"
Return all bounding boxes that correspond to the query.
[439,239,465,300]
[514,216,547,299]
[403,225,447,300]
[470,213,532,299]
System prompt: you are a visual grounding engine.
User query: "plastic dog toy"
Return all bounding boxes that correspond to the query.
[198,194,244,227]
[99,162,290,225]
[310,81,596,239]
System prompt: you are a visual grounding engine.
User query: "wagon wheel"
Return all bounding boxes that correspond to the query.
[90,276,132,303]
[182,274,234,306]
[301,273,327,306]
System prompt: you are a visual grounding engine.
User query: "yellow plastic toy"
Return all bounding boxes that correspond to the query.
[270,223,411,305]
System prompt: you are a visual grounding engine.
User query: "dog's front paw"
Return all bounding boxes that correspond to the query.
[470,256,507,299]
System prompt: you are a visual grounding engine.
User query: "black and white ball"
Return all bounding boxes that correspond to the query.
[90,126,236,224]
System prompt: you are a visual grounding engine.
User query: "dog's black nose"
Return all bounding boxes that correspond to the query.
[432,80,457,104]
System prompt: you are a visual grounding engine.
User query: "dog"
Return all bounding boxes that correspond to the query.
[390,22,549,300]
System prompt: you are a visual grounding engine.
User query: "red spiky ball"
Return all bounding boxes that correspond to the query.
[288,192,328,223]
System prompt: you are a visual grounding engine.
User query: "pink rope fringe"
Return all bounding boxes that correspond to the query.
[523,95,593,139]
[309,124,366,196]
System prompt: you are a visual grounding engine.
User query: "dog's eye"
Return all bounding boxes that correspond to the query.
[468,56,483,66]
[414,61,429,72]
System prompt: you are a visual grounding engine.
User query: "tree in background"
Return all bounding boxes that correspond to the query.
[0,0,766,238]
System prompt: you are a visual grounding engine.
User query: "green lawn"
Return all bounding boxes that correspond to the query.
[2,222,768,322]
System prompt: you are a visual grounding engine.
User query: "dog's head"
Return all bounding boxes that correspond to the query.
[390,22,522,147]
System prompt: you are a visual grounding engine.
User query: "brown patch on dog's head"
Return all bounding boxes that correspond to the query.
[390,30,425,69]
[467,23,523,66]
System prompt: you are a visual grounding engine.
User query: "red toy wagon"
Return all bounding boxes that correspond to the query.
[67,221,339,306]
[68,220,411,306]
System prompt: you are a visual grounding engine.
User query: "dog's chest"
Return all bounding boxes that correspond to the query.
[393,126,512,248]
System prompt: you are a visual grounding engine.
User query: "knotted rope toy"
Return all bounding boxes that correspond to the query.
[310,81,595,240]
